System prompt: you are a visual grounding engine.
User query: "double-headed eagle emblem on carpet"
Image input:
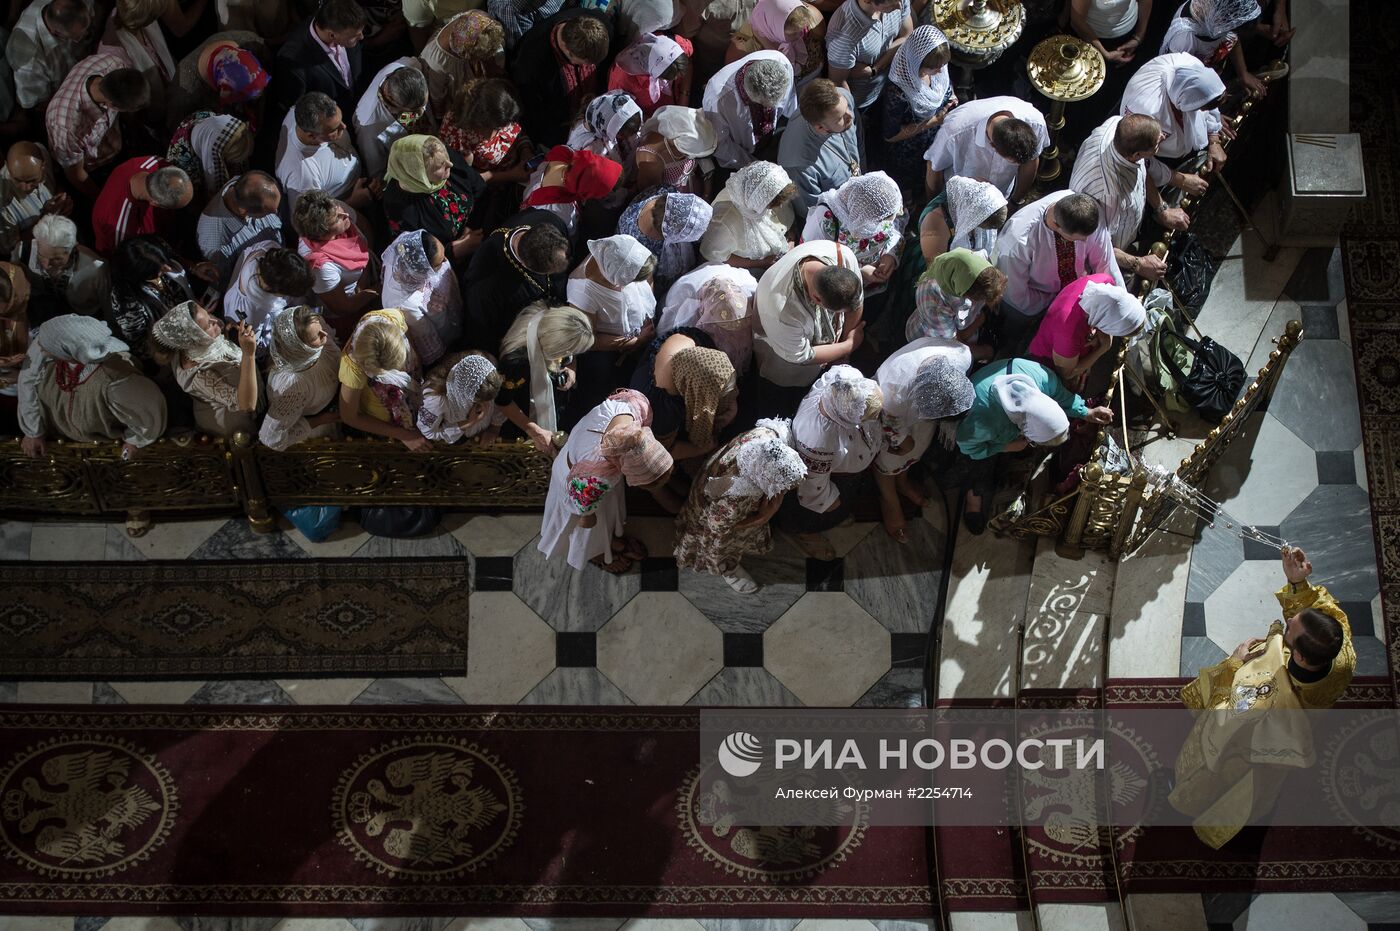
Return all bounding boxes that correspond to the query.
[0,736,179,878]
[332,736,524,880]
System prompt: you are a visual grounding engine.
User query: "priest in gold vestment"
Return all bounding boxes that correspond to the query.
[1168,547,1355,849]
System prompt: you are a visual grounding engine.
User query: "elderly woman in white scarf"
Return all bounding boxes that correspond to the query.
[258,304,342,451]
[1029,275,1148,388]
[381,230,463,369]
[675,416,808,593]
[956,358,1113,533]
[873,339,975,542]
[778,364,884,560]
[17,315,167,461]
[702,51,796,169]
[879,25,955,191]
[151,300,260,437]
[418,351,507,444]
[1120,53,1229,175]
[663,265,759,375]
[700,160,797,270]
[800,171,904,293]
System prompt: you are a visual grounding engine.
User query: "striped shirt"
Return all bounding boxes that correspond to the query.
[825,0,909,109]
[197,177,285,280]
[44,52,131,171]
[92,156,171,257]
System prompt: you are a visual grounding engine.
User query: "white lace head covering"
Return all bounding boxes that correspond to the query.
[615,33,686,99]
[712,417,807,498]
[35,315,128,381]
[1190,0,1261,36]
[269,304,330,373]
[815,364,880,429]
[1079,280,1147,336]
[662,192,714,242]
[816,172,902,240]
[890,25,952,120]
[588,234,653,286]
[912,356,975,420]
[992,372,1069,444]
[642,106,718,157]
[445,353,498,423]
[945,176,1007,250]
[729,160,792,219]
[152,301,243,365]
[381,230,449,309]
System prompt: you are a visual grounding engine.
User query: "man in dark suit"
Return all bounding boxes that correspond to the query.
[271,0,369,122]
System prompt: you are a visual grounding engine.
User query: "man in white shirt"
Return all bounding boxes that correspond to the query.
[275,91,370,211]
[753,240,865,407]
[196,170,284,282]
[924,95,1049,204]
[0,142,70,250]
[353,59,429,178]
[995,190,1124,347]
[6,0,95,111]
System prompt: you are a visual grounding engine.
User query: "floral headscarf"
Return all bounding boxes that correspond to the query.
[443,10,504,58]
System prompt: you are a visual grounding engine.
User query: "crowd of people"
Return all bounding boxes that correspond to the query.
[0,0,1289,592]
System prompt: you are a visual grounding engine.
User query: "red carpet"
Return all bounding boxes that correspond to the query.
[0,706,934,917]
[1105,679,1400,894]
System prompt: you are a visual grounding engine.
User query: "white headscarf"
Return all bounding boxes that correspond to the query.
[615,33,685,100]
[152,301,243,366]
[816,172,902,240]
[619,0,679,38]
[568,91,644,158]
[1079,280,1147,336]
[641,106,719,157]
[1168,58,1227,112]
[1190,0,1261,37]
[268,304,331,373]
[35,315,129,382]
[890,25,952,120]
[1122,54,1224,155]
[992,373,1069,444]
[723,160,793,258]
[708,417,807,498]
[382,230,451,310]
[944,176,1006,254]
[1069,115,1146,249]
[702,50,798,119]
[588,234,653,286]
[815,363,880,429]
[445,353,498,423]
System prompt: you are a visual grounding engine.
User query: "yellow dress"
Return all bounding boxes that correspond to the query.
[1168,580,1355,849]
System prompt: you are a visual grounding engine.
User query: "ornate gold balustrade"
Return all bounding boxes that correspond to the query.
[0,435,553,530]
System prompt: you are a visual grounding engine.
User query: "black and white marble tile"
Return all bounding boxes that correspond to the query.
[843,517,944,633]
[351,531,469,559]
[187,680,296,704]
[687,667,803,707]
[522,920,624,931]
[1353,636,1390,678]
[1201,891,1254,924]
[349,919,456,931]
[1180,637,1228,679]
[0,682,16,703]
[1337,891,1400,923]
[189,520,308,561]
[1279,484,1380,601]
[103,525,148,561]
[1268,339,1363,452]
[519,668,632,705]
[351,678,465,705]
[0,520,32,559]
[856,668,925,708]
[177,918,283,931]
[92,683,127,704]
[677,537,807,632]
[512,536,641,632]
[699,920,801,931]
[1186,520,1245,603]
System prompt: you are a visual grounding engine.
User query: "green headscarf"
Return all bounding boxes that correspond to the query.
[931,248,992,297]
[385,134,447,195]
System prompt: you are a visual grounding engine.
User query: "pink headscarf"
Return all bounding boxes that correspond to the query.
[749,0,807,67]
[615,33,685,100]
[565,389,671,495]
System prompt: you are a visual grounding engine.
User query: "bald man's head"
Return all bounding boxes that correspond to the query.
[43,0,92,41]
[231,170,281,217]
[1114,113,1165,163]
[6,142,48,197]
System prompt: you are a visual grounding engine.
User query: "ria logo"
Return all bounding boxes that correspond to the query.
[718,731,763,777]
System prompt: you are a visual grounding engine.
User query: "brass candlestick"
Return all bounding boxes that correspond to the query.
[1026,35,1105,183]
[934,0,1024,99]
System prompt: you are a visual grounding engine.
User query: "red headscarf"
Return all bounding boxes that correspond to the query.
[525,145,623,207]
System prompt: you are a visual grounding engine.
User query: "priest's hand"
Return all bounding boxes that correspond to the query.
[1282,546,1312,584]
[1231,637,1267,663]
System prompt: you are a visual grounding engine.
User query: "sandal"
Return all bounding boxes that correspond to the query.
[125,510,151,539]
[723,566,760,594]
[590,552,634,574]
[619,536,649,560]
